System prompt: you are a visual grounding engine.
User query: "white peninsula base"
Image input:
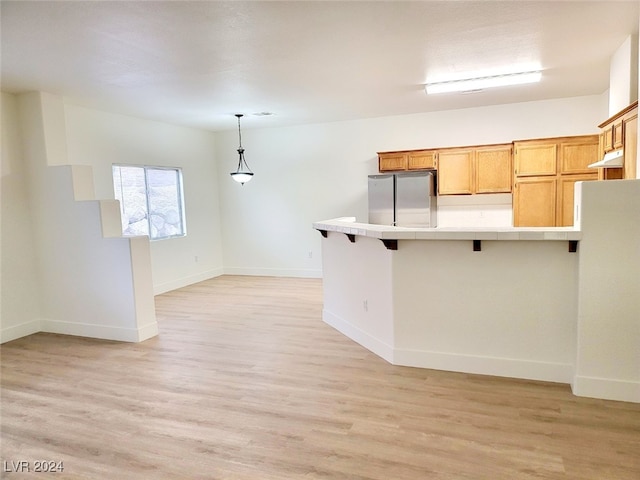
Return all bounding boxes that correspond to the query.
[314,180,640,403]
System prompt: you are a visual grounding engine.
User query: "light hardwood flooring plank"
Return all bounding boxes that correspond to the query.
[1,275,639,479]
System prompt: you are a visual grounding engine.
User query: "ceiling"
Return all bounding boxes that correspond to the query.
[1,1,639,132]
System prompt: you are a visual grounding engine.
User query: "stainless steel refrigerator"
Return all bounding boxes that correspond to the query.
[368,171,437,227]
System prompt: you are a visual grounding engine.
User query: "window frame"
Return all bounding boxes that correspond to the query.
[112,164,187,241]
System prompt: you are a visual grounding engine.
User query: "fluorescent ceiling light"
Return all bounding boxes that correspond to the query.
[425,71,542,95]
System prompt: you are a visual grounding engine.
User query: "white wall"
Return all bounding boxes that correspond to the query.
[319,231,578,385]
[6,91,157,342]
[63,105,224,294]
[322,234,394,362]
[216,95,606,277]
[393,239,577,383]
[436,193,513,228]
[609,34,639,116]
[0,92,42,341]
[573,179,640,402]
[607,32,640,178]
[2,92,222,343]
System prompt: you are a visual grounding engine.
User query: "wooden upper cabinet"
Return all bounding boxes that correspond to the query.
[437,144,512,195]
[378,149,437,171]
[378,152,407,171]
[558,138,599,174]
[514,142,557,176]
[514,177,557,227]
[475,145,512,193]
[408,150,437,170]
[598,101,638,180]
[514,135,598,176]
[379,144,513,196]
[437,149,474,195]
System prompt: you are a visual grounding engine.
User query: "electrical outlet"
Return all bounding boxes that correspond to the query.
[363,299,368,312]
[308,251,313,259]
[194,255,199,263]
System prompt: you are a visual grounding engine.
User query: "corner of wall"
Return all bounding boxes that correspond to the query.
[71,164,96,200]
[99,199,125,238]
[0,319,42,344]
[1,92,43,344]
[39,91,69,166]
[630,32,639,103]
[129,236,159,341]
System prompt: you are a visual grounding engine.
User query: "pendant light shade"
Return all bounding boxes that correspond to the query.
[230,114,253,185]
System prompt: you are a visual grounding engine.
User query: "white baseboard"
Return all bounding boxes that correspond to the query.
[0,319,42,344]
[2,318,158,344]
[322,310,573,385]
[137,321,159,342]
[224,267,322,279]
[323,309,394,363]
[572,375,640,403]
[394,349,574,384]
[41,318,152,343]
[153,268,224,295]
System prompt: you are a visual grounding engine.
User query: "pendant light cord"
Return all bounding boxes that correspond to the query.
[234,114,251,171]
[236,114,243,150]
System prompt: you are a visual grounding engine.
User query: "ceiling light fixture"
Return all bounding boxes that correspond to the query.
[425,70,542,95]
[230,113,253,185]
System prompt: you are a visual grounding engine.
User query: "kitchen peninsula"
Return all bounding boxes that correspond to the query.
[314,180,640,403]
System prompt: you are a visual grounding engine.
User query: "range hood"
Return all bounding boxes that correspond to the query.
[588,149,624,168]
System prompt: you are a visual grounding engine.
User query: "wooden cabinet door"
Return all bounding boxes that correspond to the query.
[613,119,624,149]
[475,145,512,193]
[557,174,598,226]
[514,142,557,176]
[514,177,557,227]
[437,149,474,195]
[559,138,599,174]
[624,114,637,180]
[378,153,407,171]
[408,150,436,170]
[603,126,614,152]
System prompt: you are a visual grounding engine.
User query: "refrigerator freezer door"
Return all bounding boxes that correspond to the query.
[368,174,395,225]
[395,171,437,227]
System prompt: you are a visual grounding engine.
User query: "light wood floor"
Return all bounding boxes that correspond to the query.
[1,275,639,479]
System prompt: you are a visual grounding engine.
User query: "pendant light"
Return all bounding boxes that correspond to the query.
[230,114,253,185]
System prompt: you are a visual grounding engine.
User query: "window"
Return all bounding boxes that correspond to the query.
[112,165,186,240]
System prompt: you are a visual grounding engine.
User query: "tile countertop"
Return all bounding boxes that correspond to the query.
[312,217,582,241]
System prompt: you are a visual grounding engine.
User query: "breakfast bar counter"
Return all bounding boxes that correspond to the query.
[313,217,582,251]
[313,180,640,403]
